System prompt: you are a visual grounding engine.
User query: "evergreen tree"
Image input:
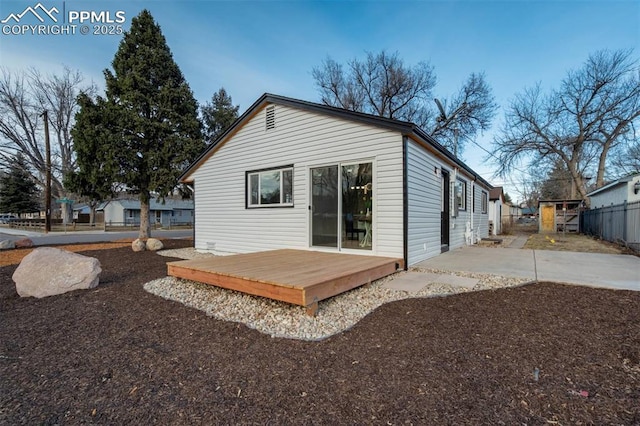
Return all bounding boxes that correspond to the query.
[539,159,574,200]
[75,10,204,238]
[65,93,118,225]
[201,87,239,145]
[0,153,40,214]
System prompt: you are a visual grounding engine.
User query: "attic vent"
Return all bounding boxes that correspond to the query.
[265,105,275,130]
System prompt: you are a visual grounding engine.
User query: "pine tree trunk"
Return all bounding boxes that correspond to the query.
[139,195,151,239]
[89,203,96,226]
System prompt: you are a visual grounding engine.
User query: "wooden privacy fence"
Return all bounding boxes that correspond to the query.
[581,201,640,252]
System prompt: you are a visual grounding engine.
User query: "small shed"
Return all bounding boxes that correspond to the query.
[538,199,582,233]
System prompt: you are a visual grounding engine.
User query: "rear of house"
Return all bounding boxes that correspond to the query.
[181,94,491,267]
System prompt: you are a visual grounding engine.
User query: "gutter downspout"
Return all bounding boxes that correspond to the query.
[402,136,409,270]
[470,179,475,245]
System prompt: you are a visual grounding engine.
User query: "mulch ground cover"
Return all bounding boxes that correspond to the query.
[1,239,639,424]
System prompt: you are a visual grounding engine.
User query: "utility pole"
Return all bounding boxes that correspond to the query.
[41,110,51,233]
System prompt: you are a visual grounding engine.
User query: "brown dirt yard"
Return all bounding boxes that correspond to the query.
[1,239,639,424]
[524,232,630,254]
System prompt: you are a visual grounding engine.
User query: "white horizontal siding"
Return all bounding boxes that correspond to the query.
[448,172,472,251]
[406,140,493,264]
[406,141,442,265]
[473,185,489,240]
[590,177,640,207]
[192,103,404,258]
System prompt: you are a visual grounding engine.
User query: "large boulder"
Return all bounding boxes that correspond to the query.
[132,239,146,252]
[0,240,15,250]
[146,238,164,251]
[13,247,102,298]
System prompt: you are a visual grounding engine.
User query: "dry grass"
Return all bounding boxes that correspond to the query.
[524,233,625,254]
[0,241,132,267]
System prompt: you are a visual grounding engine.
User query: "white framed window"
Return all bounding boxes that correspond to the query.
[247,166,293,208]
[455,179,467,211]
[481,191,488,214]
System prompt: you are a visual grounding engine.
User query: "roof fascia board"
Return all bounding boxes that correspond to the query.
[587,176,633,197]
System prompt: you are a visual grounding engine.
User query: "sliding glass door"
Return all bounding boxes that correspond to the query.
[311,162,373,251]
[311,165,339,247]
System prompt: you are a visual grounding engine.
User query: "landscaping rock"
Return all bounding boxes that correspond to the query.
[12,247,102,298]
[0,240,15,250]
[132,239,146,252]
[146,238,164,251]
[14,238,34,248]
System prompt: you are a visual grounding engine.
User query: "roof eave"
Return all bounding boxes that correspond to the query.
[179,93,493,190]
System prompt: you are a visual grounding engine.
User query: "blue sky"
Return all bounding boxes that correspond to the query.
[1,0,638,201]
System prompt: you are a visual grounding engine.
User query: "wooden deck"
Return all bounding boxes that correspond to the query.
[167,249,403,315]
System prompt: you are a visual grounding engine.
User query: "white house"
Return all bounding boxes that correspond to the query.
[180,94,492,268]
[488,187,504,235]
[587,173,640,208]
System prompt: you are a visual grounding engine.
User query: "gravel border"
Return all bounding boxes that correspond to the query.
[148,248,530,341]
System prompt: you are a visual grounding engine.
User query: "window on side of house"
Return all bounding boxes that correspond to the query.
[481,191,488,214]
[455,179,467,211]
[247,166,293,208]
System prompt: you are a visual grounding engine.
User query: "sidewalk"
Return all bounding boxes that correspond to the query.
[0,227,193,245]
[416,246,640,291]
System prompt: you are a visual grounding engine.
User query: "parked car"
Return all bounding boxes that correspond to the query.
[0,214,17,224]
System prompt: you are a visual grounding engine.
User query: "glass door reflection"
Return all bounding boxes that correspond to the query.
[311,165,339,248]
[341,163,372,250]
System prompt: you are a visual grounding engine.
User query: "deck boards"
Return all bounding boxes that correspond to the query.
[167,249,403,313]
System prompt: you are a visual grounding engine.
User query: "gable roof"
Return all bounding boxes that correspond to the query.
[180,93,492,188]
[489,187,504,201]
[586,173,639,197]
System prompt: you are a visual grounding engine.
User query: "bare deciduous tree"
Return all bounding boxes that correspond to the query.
[430,72,498,153]
[0,66,95,220]
[611,135,640,175]
[312,50,498,154]
[492,49,640,201]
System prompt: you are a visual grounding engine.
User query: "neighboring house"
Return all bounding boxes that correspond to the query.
[179,93,492,268]
[582,173,640,251]
[521,206,537,218]
[502,202,522,226]
[488,187,504,235]
[98,198,194,227]
[587,173,640,208]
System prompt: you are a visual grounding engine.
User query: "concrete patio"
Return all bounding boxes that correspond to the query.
[416,246,640,291]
